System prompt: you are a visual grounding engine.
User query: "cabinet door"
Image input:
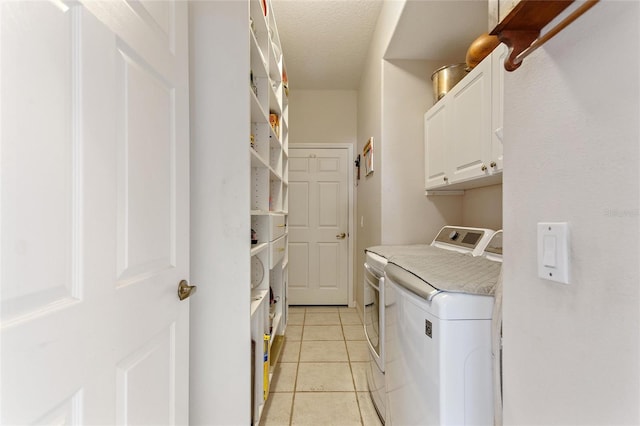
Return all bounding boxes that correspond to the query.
[491,44,508,172]
[424,101,449,189]
[447,57,492,184]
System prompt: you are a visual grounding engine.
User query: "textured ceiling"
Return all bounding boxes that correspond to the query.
[271,0,488,90]
[271,0,383,90]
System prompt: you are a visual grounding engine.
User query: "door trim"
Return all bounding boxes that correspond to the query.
[290,143,355,307]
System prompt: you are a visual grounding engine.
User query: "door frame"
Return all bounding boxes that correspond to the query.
[290,143,355,307]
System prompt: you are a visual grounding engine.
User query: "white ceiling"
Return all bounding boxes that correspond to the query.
[271,0,384,90]
[271,0,489,90]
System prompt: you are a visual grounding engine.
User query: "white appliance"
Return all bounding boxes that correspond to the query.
[384,229,503,426]
[364,226,495,423]
[364,251,386,420]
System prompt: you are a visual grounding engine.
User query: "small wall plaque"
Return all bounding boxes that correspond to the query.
[363,137,374,176]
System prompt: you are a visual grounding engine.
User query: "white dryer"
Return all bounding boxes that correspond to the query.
[384,230,503,425]
[364,226,495,423]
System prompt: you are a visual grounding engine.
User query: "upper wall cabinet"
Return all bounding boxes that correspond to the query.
[425,43,507,193]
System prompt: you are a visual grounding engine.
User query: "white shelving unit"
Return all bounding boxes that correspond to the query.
[189,0,288,424]
[249,0,289,423]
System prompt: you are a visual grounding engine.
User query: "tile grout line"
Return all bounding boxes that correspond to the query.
[342,313,366,426]
[288,307,304,426]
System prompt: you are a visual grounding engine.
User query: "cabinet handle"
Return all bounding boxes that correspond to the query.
[443,176,448,182]
[490,161,497,168]
[481,164,488,171]
[277,224,285,228]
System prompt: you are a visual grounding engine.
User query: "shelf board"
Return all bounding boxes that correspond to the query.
[254,403,265,426]
[251,242,268,256]
[268,40,282,83]
[493,0,573,32]
[270,312,282,337]
[490,0,598,71]
[250,89,268,123]
[250,289,268,317]
[250,0,269,46]
[251,149,269,169]
[425,172,503,195]
[269,128,282,150]
[269,166,282,182]
[268,83,282,116]
[250,30,268,77]
[251,210,270,216]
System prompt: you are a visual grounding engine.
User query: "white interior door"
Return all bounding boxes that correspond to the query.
[289,147,349,305]
[0,1,190,424]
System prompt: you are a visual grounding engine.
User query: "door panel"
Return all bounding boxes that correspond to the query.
[116,48,175,283]
[289,242,309,291]
[1,1,189,424]
[318,182,339,226]
[289,148,349,305]
[116,325,176,425]
[318,243,339,288]
[289,181,310,228]
[1,0,78,322]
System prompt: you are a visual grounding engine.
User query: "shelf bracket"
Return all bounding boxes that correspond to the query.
[496,30,540,72]
[491,0,600,71]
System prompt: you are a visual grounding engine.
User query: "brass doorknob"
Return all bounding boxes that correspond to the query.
[336,232,346,239]
[178,280,197,301]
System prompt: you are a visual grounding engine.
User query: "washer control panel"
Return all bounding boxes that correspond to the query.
[432,226,496,256]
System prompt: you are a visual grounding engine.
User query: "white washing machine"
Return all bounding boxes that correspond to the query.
[384,230,503,426]
[364,226,496,423]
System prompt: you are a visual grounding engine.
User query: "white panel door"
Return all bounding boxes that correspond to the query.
[289,148,349,305]
[0,1,190,424]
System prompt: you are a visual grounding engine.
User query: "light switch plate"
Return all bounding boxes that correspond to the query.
[537,222,569,284]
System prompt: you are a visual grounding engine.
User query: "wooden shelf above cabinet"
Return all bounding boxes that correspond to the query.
[490,0,599,71]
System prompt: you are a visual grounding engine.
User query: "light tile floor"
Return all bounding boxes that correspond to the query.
[260,306,383,426]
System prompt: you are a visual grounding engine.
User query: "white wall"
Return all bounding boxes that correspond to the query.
[289,89,357,145]
[381,59,462,244]
[355,0,404,312]
[462,184,503,231]
[189,2,251,424]
[502,2,639,424]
